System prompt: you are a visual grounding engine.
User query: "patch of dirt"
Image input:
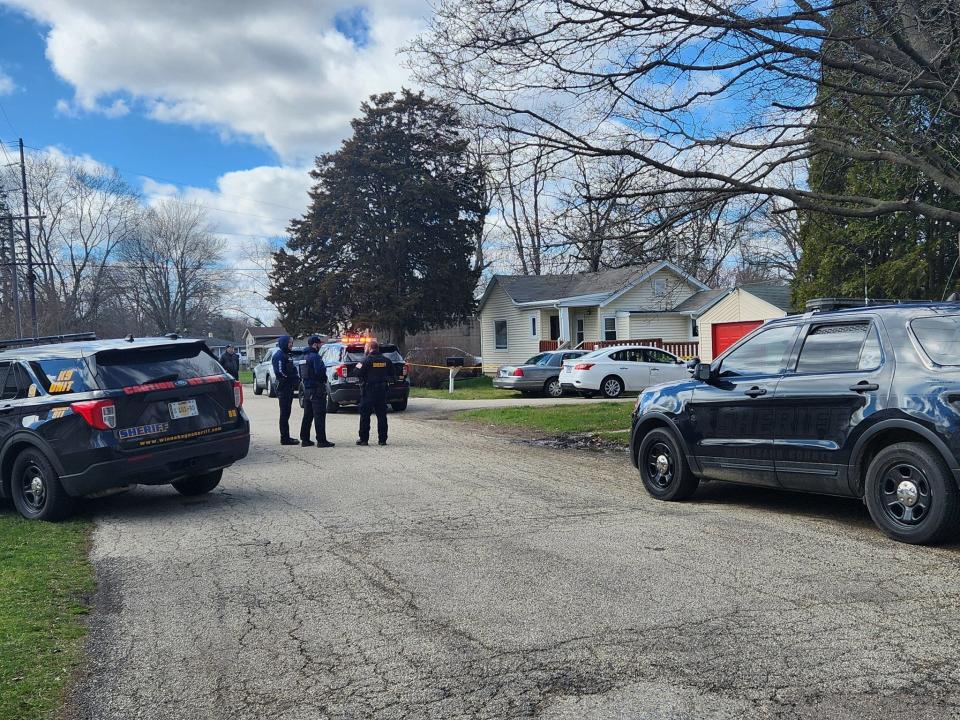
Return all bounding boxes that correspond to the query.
[517,434,628,453]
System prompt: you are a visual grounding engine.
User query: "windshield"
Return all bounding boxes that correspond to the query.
[523,353,547,366]
[93,343,224,389]
[911,315,960,366]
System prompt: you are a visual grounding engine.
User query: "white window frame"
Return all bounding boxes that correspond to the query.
[691,318,699,338]
[494,320,508,349]
[602,315,617,342]
[530,314,538,338]
[652,277,667,296]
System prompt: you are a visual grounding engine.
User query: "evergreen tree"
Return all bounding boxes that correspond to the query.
[269,90,482,347]
[794,2,960,305]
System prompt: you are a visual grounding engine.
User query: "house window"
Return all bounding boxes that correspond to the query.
[495,320,508,349]
[603,316,617,342]
[653,277,667,295]
[691,318,699,337]
[531,315,538,337]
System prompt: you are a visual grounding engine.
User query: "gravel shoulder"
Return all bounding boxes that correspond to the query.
[66,393,960,720]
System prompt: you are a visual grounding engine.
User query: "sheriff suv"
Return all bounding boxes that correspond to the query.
[318,338,410,413]
[0,334,250,521]
[630,302,960,545]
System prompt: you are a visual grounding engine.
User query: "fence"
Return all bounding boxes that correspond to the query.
[539,337,699,359]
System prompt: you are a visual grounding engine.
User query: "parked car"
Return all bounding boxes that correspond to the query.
[493,350,590,397]
[629,302,960,544]
[561,346,690,398]
[252,346,305,398]
[0,334,250,520]
[318,338,410,413]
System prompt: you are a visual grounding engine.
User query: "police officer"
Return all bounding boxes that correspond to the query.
[299,336,335,448]
[356,340,396,446]
[218,344,240,381]
[272,335,299,446]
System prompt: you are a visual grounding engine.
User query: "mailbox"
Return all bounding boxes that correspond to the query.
[446,356,465,367]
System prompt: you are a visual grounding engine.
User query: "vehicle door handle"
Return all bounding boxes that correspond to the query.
[850,381,879,392]
[744,387,767,397]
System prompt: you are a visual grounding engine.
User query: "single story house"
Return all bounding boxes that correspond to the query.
[200,336,242,359]
[242,325,289,364]
[478,261,728,369]
[697,282,794,361]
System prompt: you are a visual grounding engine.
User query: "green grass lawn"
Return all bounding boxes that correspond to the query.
[238,370,254,384]
[0,511,94,720]
[454,402,633,443]
[409,375,521,400]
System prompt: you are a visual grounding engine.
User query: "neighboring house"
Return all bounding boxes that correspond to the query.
[201,336,242,358]
[404,318,481,356]
[242,325,289,364]
[478,261,727,370]
[697,282,794,361]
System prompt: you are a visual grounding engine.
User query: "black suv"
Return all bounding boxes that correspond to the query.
[315,339,410,413]
[630,303,960,544]
[0,335,250,520]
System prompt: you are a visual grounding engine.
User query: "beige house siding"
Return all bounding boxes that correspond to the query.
[626,314,692,342]
[698,289,787,361]
[480,283,541,371]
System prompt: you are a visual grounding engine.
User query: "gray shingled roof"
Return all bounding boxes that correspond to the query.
[671,288,731,314]
[495,265,653,304]
[740,282,794,312]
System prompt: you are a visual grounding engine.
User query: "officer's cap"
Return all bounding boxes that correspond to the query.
[308,335,322,346]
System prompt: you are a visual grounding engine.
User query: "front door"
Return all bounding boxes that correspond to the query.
[549,315,561,341]
[575,317,585,346]
[773,318,890,496]
[689,323,801,487]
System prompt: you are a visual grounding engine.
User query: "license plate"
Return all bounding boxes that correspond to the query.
[169,399,199,419]
[346,377,359,384]
[564,366,571,373]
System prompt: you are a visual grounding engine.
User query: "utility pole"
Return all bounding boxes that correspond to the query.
[18,138,38,337]
[5,213,21,339]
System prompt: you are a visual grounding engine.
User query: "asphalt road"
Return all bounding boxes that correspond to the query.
[67,394,960,720]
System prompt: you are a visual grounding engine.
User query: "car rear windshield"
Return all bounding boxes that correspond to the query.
[29,358,97,395]
[911,315,960,365]
[93,343,225,389]
[344,345,403,363]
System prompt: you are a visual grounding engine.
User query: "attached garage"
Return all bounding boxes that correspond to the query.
[711,320,763,356]
[697,282,794,361]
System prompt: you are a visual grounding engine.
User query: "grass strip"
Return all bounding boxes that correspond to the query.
[409,375,520,400]
[0,511,94,720]
[453,402,633,435]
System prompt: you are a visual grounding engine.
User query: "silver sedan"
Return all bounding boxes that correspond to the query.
[493,350,590,397]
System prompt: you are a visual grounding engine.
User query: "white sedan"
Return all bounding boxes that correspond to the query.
[560,346,690,398]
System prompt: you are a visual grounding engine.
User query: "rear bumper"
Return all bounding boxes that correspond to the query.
[492,376,539,390]
[59,425,251,497]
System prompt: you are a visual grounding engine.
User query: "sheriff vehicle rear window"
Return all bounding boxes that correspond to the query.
[29,358,96,394]
[94,344,224,388]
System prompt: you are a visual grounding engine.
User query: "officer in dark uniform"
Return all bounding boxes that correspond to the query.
[299,336,335,448]
[356,340,396,446]
[271,335,299,445]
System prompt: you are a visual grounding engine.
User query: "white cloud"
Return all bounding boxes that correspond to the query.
[3,0,430,162]
[0,68,14,95]
[142,163,315,322]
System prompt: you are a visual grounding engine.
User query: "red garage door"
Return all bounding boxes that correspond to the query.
[712,320,763,356]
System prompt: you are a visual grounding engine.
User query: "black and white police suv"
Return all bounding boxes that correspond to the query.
[311,336,410,413]
[0,333,250,521]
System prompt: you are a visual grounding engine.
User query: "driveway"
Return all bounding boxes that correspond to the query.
[68,394,960,719]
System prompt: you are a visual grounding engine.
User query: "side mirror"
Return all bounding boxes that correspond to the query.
[694,363,713,382]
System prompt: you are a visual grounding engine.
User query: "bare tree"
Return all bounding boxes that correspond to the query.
[411,0,960,223]
[119,201,225,334]
[554,155,642,272]
[4,151,140,333]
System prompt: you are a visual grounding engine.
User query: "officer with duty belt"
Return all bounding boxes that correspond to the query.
[300,335,335,448]
[355,340,396,446]
[272,335,299,446]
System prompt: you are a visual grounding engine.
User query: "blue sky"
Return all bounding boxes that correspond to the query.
[0,6,276,190]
